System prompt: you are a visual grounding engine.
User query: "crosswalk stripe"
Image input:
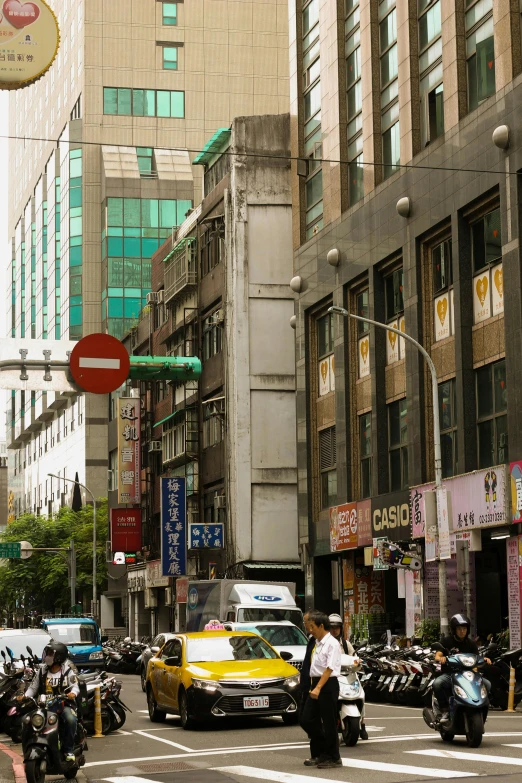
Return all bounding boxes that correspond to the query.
[213,766,350,783]
[340,756,477,778]
[409,749,522,766]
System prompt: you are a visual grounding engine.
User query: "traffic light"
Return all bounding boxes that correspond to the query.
[128,355,201,381]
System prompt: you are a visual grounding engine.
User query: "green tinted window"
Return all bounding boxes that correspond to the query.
[163,2,177,24]
[163,47,178,69]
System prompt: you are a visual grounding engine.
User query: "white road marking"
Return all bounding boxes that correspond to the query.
[409,749,522,766]
[132,730,193,752]
[113,730,133,736]
[79,357,121,369]
[103,777,162,783]
[213,766,351,783]
[365,726,385,732]
[341,757,477,778]
[366,703,420,711]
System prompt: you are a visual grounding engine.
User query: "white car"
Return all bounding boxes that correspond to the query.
[224,621,308,671]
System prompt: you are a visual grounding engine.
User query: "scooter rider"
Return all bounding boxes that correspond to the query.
[432,614,491,723]
[20,641,79,762]
[328,614,368,740]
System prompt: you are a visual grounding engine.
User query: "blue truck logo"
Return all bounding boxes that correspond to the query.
[253,595,282,603]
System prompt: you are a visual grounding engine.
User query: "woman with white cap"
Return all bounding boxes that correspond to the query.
[328,613,368,740]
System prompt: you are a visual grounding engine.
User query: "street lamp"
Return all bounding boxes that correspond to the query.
[48,473,98,619]
[328,305,448,637]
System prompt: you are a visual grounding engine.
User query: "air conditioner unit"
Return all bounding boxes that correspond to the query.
[149,441,162,452]
[144,588,158,609]
[157,290,165,304]
[146,292,159,305]
[213,309,224,325]
[214,495,226,510]
[165,587,173,605]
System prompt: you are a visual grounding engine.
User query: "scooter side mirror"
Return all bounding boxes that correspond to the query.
[26,647,33,657]
[279,651,293,662]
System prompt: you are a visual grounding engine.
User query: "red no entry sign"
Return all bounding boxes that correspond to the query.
[69,334,130,394]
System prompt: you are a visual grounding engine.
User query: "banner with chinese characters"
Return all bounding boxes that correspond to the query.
[358,335,370,378]
[330,502,357,551]
[511,461,522,522]
[507,536,521,649]
[110,508,141,552]
[161,477,187,577]
[0,0,60,90]
[117,398,141,505]
[188,523,224,549]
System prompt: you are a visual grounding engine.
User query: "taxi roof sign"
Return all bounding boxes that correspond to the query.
[204,620,225,630]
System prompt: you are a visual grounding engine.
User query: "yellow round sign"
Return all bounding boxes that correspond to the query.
[0,0,59,90]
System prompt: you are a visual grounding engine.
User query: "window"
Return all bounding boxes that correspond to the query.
[202,311,222,360]
[203,403,224,449]
[466,0,495,112]
[439,379,458,478]
[389,398,408,491]
[103,87,185,118]
[163,46,178,70]
[476,360,507,468]
[162,2,177,24]
[319,426,337,509]
[385,268,403,322]
[305,164,323,238]
[137,147,155,177]
[379,1,399,179]
[346,0,363,204]
[433,238,452,293]
[204,489,225,525]
[359,412,372,498]
[433,238,454,340]
[302,0,323,237]
[472,208,501,273]
[382,120,400,180]
[357,288,370,377]
[201,227,222,277]
[317,312,334,358]
[356,289,369,335]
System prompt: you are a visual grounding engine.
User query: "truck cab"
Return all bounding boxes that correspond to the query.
[41,616,104,669]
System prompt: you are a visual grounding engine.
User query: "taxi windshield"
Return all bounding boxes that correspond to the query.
[187,635,279,663]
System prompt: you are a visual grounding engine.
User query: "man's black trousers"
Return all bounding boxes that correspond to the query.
[299,677,340,761]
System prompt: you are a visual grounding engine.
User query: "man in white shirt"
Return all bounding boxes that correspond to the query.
[299,610,342,769]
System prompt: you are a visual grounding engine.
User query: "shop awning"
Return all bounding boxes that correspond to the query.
[193,128,231,166]
[243,562,302,570]
[154,410,182,428]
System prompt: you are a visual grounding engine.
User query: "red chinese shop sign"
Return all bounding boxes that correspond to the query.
[110,508,142,552]
[330,498,373,551]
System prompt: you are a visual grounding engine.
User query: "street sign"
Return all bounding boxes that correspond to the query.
[0,543,20,558]
[69,334,130,395]
[20,541,33,560]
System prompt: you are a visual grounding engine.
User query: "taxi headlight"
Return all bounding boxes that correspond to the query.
[192,678,219,692]
[285,675,300,688]
[454,685,467,699]
[31,713,45,729]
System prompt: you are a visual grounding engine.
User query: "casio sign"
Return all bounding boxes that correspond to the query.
[253,595,282,603]
[373,503,410,531]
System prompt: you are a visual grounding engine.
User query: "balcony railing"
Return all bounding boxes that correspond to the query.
[164,237,197,303]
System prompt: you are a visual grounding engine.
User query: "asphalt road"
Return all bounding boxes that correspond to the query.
[70,676,522,783]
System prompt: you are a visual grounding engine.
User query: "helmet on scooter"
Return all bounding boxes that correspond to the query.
[328,614,343,627]
[449,614,470,636]
[124,637,132,643]
[43,641,69,665]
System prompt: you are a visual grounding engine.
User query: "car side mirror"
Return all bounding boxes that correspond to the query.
[101,636,109,643]
[151,646,160,654]
[165,656,181,667]
[280,651,293,661]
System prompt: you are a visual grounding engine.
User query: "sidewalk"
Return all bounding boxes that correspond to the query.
[0,741,24,783]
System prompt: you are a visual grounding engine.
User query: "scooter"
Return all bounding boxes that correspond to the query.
[338,654,365,746]
[423,653,489,748]
[22,693,87,783]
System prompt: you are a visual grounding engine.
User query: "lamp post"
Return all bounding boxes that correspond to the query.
[48,473,98,619]
[328,305,448,638]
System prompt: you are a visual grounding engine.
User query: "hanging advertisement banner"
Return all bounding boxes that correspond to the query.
[357,499,372,546]
[330,502,358,552]
[437,486,451,560]
[507,536,521,649]
[110,508,142,552]
[510,461,522,523]
[0,0,59,90]
[117,397,141,505]
[160,477,187,577]
[146,559,169,589]
[176,576,189,603]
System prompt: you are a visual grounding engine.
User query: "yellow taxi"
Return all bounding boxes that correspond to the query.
[146,630,300,729]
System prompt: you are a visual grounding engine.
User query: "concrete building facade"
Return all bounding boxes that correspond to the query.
[7,0,290,516]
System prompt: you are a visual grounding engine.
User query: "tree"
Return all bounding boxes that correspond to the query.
[0,500,108,621]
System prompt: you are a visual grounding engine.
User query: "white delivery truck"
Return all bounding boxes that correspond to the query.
[186,580,304,631]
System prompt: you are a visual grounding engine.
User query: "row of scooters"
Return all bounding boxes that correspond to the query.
[353,639,522,710]
[102,636,149,674]
[0,645,131,743]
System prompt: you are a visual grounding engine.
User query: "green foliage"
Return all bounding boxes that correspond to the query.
[415,618,441,645]
[0,500,108,619]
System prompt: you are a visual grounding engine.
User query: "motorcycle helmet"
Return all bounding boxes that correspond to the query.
[449,613,470,636]
[124,637,132,643]
[43,641,69,665]
[328,613,343,627]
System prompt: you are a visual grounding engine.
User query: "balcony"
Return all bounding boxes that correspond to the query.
[164,237,197,304]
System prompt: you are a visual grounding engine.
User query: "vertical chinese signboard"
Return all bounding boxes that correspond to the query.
[161,477,187,577]
[117,398,141,505]
[110,508,142,552]
[507,536,521,649]
[510,461,522,523]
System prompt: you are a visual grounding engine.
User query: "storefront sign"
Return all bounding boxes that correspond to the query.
[160,477,187,577]
[176,576,189,603]
[117,397,141,505]
[405,569,422,637]
[437,486,451,560]
[372,490,411,541]
[507,537,521,649]
[0,0,59,90]
[330,502,357,551]
[110,508,142,552]
[146,559,169,589]
[127,568,146,593]
[357,499,372,546]
[510,461,522,523]
[188,523,224,549]
[353,561,385,615]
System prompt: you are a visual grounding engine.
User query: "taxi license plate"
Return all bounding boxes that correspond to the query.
[243,696,269,709]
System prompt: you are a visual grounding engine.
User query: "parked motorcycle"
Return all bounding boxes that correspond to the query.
[422,652,489,748]
[338,654,365,746]
[21,693,88,783]
[77,672,131,735]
